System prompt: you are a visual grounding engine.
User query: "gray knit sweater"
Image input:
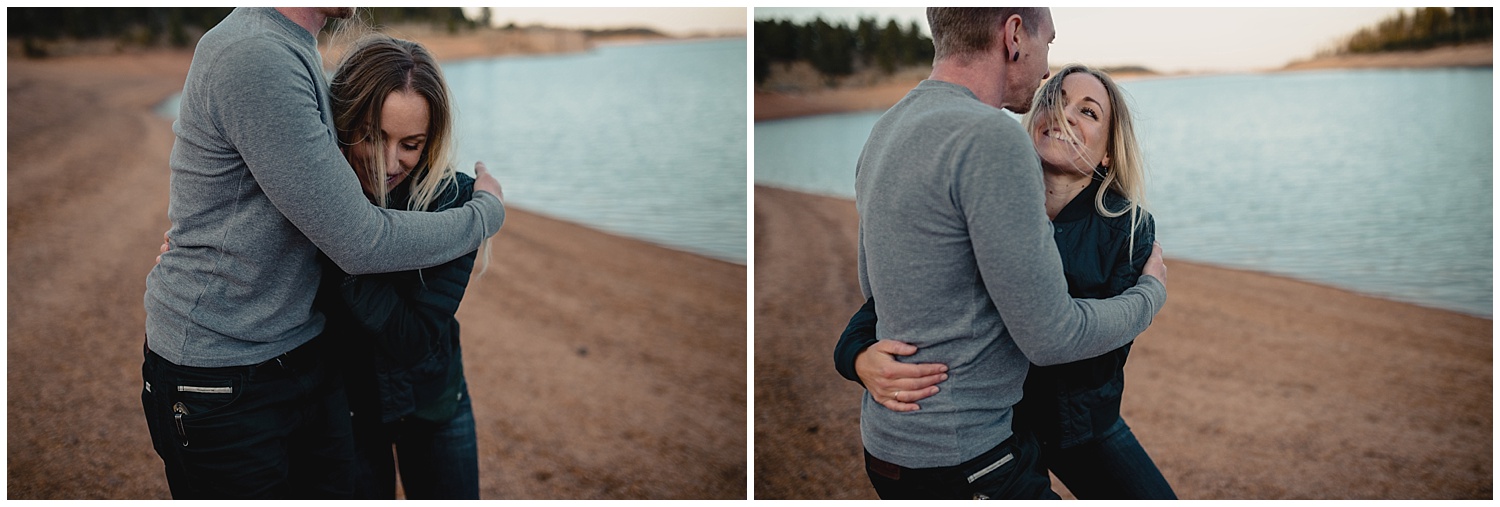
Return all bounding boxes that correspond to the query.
[855,80,1165,468]
[144,8,504,368]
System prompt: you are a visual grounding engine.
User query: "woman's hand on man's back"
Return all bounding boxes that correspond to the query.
[856,340,948,412]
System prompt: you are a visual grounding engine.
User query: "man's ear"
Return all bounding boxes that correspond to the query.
[1002,14,1023,61]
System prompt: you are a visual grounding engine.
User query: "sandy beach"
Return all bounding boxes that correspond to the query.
[6,43,746,499]
[752,185,1491,499]
[752,42,1492,500]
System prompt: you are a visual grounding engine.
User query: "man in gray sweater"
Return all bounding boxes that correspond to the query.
[140,8,504,498]
[852,8,1167,499]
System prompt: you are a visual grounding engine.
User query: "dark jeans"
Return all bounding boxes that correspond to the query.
[140,337,355,499]
[864,432,1059,500]
[1046,418,1177,499]
[351,381,480,499]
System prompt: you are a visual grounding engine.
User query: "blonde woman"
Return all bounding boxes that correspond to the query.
[837,64,1174,499]
[318,34,493,499]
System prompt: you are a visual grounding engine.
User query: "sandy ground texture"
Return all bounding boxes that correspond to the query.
[753,185,1491,499]
[7,46,747,499]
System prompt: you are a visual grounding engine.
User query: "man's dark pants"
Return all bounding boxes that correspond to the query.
[140,335,355,499]
[864,431,1059,500]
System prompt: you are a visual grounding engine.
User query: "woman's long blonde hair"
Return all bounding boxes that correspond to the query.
[1023,64,1150,259]
[330,33,491,274]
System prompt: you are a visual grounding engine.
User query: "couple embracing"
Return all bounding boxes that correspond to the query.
[837,7,1175,500]
[143,8,499,499]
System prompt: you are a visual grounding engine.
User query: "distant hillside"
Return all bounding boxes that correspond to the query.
[1278,8,1492,71]
[582,27,669,41]
[1094,65,1160,77]
[1284,40,1491,71]
[1323,7,1490,56]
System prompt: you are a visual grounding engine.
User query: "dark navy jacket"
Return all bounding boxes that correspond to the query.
[835,172,1155,449]
[319,172,478,425]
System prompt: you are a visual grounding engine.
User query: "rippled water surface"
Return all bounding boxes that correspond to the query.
[755,68,1493,316]
[446,39,748,263]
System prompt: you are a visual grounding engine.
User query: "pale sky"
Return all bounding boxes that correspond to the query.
[753,7,1409,73]
[461,7,747,37]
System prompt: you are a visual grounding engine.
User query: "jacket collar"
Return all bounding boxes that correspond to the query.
[1054,167,1107,223]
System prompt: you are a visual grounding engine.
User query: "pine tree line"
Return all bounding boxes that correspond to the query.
[1335,7,1491,55]
[10,8,234,50]
[754,17,934,86]
[9,8,477,57]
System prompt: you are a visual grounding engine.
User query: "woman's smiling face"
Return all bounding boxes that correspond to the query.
[1031,72,1112,176]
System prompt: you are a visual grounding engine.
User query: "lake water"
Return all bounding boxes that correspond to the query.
[159,38,748,264]
[444,39,747,264]
[755,68,1493,317]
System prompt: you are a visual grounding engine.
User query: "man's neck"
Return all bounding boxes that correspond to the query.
[928,53,1008,110]
[275,8,328,37]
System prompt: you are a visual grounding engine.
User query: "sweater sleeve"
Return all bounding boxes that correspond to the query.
[210,39,503,275]
[834,297,879,385]
[958,122,1165,367]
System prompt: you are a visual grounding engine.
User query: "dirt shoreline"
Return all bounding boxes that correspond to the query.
[755,42,1493,122]
[7,43,746,499]
[753,185,1491,499]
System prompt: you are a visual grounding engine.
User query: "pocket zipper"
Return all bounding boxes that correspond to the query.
[967,452,1014,483]
[173,402,189,447]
